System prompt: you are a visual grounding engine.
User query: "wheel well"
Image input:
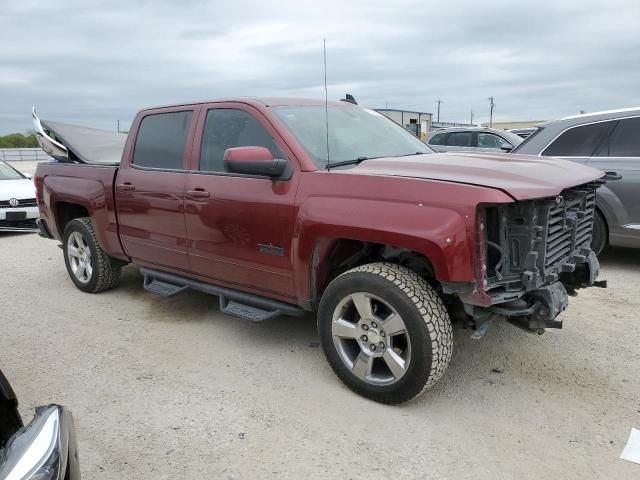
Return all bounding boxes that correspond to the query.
[595,206,608,242]
[56,202,89,235]
[311,239,436,305]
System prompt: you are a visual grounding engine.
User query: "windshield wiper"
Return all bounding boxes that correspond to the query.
[397,151,427,157]
[326,156,374,169]
[326,152,426,170]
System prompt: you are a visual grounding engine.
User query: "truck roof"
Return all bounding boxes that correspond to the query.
[138,97,350,112]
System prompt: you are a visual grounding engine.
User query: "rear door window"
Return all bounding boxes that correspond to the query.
[446,132,472,147]
[602,117,640,157]
[542,121,612,157]
[132,111,192,169]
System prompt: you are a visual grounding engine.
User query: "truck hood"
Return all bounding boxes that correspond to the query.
[348,152,604,200]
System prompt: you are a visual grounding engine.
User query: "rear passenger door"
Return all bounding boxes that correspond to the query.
[587,117,640,243]
[115,108,197,271]
[183,103,299,299]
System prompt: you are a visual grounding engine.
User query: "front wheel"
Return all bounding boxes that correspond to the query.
[318,263,453,404]
[63,218,121,293]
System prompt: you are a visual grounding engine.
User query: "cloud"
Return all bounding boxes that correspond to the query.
[1,0,639,133]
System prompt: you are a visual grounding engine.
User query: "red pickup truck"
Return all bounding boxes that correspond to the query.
[33,98,605,404]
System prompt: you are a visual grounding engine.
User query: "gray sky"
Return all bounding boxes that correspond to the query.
[2,0,639,134]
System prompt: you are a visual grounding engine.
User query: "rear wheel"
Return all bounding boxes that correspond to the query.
[63,218,121,293]
[318,263,453,404]
[591,210,607,255]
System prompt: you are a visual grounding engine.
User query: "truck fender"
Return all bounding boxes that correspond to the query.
[43,175,125,259]
[292,197,474,303]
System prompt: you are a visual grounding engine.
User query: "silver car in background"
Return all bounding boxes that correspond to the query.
[512,107,640,253]
[425,127,523,153]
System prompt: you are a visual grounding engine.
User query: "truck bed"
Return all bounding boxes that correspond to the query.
[35,161,126,259]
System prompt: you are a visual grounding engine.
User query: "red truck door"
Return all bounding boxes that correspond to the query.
[183,103,299,299]
[115,107,198,271]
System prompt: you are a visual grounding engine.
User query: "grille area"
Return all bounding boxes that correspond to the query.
[0,198,37,208]
[483,180,602,297]
[544,187,596,270]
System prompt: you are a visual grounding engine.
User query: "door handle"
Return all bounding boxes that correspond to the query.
[116,182,135,191]
[186,188,210,199]
[604,171,622,181]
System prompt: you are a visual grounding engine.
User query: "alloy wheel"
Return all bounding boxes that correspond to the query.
[67,231,93,284]
[331,292,411,386]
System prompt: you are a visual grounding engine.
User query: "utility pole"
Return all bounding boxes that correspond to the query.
[117,120,120,133]
[470,109,474,126]
[488,97,495,127]
[436,99,442,123]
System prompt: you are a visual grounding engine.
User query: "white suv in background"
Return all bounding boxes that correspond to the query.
[0,160,39,232]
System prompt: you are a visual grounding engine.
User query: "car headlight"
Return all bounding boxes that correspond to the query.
[0,405,77,480]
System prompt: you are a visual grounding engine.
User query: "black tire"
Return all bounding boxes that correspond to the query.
[63,217,121,293]
[591,210,607,256]
[318,262,453,404]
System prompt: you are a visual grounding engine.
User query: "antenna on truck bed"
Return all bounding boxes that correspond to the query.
[323,38,331,171]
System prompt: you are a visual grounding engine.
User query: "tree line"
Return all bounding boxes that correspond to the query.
[0,133,39,148]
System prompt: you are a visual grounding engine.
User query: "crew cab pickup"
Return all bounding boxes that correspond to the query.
[33,98,605,404]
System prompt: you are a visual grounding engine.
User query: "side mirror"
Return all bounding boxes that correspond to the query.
[224,146,289,178]
[499,141,513,152]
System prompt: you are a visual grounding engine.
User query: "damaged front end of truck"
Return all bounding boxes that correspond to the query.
[444,179,607,335]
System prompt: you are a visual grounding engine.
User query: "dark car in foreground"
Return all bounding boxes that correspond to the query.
[0,369,79,479]
[426,127,523,153]
[512,108,640,253]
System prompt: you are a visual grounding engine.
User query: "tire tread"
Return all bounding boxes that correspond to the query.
[321,262,453,403]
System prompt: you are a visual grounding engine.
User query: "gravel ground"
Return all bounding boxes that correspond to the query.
[1,232,639,479]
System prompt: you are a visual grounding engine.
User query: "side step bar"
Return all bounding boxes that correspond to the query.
[140,267,306,322]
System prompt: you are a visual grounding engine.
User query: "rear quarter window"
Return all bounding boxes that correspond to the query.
[428,133,446,145]
[132,111,193,169]
[542,121,612,157]
[605,117,640,157]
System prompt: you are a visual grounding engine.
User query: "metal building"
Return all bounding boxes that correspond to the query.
[374,109,433,140]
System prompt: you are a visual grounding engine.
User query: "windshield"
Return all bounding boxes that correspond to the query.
[0,161,24,180]
[511,127,542,153]
[499,130,525,146]
[272,105,432,167]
